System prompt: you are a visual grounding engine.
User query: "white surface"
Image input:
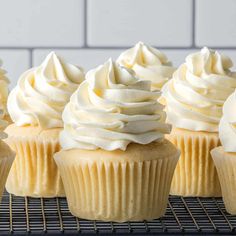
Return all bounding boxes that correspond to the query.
[0,50,30,89]
[0,0,84,47]
[196,0,236,47]
[87,0,192,47]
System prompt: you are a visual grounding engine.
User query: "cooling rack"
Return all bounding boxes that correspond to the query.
[1,191,236,235]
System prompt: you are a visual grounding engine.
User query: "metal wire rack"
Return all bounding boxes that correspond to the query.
[1,191,236,235]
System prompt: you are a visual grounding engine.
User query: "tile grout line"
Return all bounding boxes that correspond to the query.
[2,46,236,51]
[29,49,33,67]
[83,0,88,48]
[2,46,236,50]
[192,0,196,47]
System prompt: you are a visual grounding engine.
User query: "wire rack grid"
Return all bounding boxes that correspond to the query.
[1,191,236,235]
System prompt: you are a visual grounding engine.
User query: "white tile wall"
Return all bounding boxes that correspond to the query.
[0,0,84,47]
[196,0,236,47]
[87,0,193,47]
[0,50,30,89]
[1,0,236,88]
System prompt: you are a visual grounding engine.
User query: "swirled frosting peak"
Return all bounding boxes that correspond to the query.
[163,47,236,132]
[219,90,236,152]
[60,59,171,151]
[8,52,85,129]
[117,42,175,90]
[0,59,10,118]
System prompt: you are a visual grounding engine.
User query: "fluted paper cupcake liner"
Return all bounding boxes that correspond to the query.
[166,128,221,197]
[54,147,179,222]
[0,155,15,202]
[6,136,65,197]
[211,147,236,214]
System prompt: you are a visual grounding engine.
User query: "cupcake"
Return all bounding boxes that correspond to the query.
[117,42,175,91]
[5,52,85,197]
[0,58,11,122]
[0,110,15,202]
[211,90,236,214]
[163,47,236,197]
[54,59,180,222]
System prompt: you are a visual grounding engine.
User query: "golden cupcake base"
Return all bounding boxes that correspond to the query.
[166,127,221,197]
[0,140,15,202]
[5,124,65,198]
[54,140,179,222]
[211,147,236,215]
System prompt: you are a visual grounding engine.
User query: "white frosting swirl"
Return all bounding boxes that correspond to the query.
[163,47,236,132]
[8,52,85,129]
[117,42,175,90]
[60,59,171,151]
[0,59,10,118]
[219,91,236,152]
